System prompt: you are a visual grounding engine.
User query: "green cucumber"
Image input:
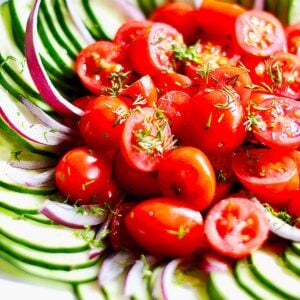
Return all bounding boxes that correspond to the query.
[0,233,98,271]
[137,0,155,16]
[250,248,300,299]
[287,0,300,24]
[0,249,100,284]
[291,242,300,255]
[234,259,284,300]
[208,270,254,300]
[283,247,300,275]
[74,281,106,300]
[0,206,93,252]
[24,213,56,225]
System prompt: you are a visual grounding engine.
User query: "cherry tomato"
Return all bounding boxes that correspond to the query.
[288,190,300,218]
[156,90,191,136]
[110,202,138,252]
[125,198,204,257]
[204,197,269,259]
[181,87,246,154]
[232,147,299,206]
[252,52,300,100]
[234,10,286,57]
[75,41,130,94]
[249,96,300,149]
[79,95,129,151]
[119,75,157,107]
[285,23,300,56]
[120,107,175,172]
[158,146,216,211]
[114,152,161,197]
[128,22,184,76]
[149,2,196,44]
[55,147,112,204]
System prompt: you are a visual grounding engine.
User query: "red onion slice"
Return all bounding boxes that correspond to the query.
[107,0,145,20]
[25,0,83,117]
[39,200,107,229]
[9,159,55,170]
[21,97,77,135]
[199,251,232,273]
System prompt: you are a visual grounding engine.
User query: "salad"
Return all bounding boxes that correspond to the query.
[0,0,300,299]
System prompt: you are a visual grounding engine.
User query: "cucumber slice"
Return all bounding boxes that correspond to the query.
[287,0,300,24]
[0,249,100,284]
[234,259,284,300]
[208,270,254,300]
[250,248,300,299]
[0,233,98,270]
[74,281,106,300]
[291,242,300,255]
[24,213,56,225]
[283,247,300,275]
[0,207,92,252]
[137,0,155,16]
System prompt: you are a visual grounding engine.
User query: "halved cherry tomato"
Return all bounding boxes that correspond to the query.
[55,147,112,204]
[288,190,300,219]
[79,95,129,151]
[232,148,299,206]
[128,22,184,76]
[234,10,286,57]
[249,96,300,149]
[285,23,300,56]
[120,107,175,172]
[125,198,204,257]
[119,75,157,107]
[158,146,216,211]
[75,41,131,94]
[204,197,269,259]
[181,87,246,154]
[114,152,161,197]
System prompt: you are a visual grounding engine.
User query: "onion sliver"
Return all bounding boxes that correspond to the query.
[266,211,300,242]
[108,0,145,20]
[25,0,83,118]
[21,97,77,135]
[9,160,55,170]
[39,200,106,229]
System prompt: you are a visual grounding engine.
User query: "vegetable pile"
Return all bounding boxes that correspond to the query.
[0,0,300,299]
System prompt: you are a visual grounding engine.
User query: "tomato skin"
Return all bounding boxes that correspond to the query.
[75,41,130,94]
[234,10,285,57]
[204,197,269,259]
[125,198,204,257]
[250,97,300,150]
[114,152,161,197]
[288,190,300,218]
[181,88,246,154]
[79,95,129,151]
[232,148,299,207]
[158,146,216,211]
[285,23,300,56]
[55,147,112,205]
[128,22,184,76]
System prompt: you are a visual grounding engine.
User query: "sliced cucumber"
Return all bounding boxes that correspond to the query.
[137,0,155,16]
[287,0,300,24]
[0,207,92,252]
[74,281,106,300]
[250,248,300,299]
[0,233,98,271]
[208,270,254,300]
[283,247,300,275]
[24,213,56,225]
[291,242,300,255]
[234,259,284,300]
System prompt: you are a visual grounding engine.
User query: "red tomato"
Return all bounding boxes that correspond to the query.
[114,152,161,197]
[128,22,184,76]
[120,107,175,172]
[181,87,246,154]
[75,41,131,94]
[156,90,191,135]
[231,148,299,206]
[55,147,112,204]
[192,0,245,38]
[288,190,300,218]
[110,202,138,252]
[252,52,300,100]
[206,66,252,109]
[285,23,300,56]
[119,75,157,107]
[234,10,285,57]
[249,96,300,149]
[204,197,269,259]
[158,146,216,211]
[149,2,196,44]
[125,198,204,257]
[113,20,153,48]
[79,95,129,151]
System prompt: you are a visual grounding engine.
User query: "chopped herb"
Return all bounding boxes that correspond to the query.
[205,112,213,129]
[167,225,190,240]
